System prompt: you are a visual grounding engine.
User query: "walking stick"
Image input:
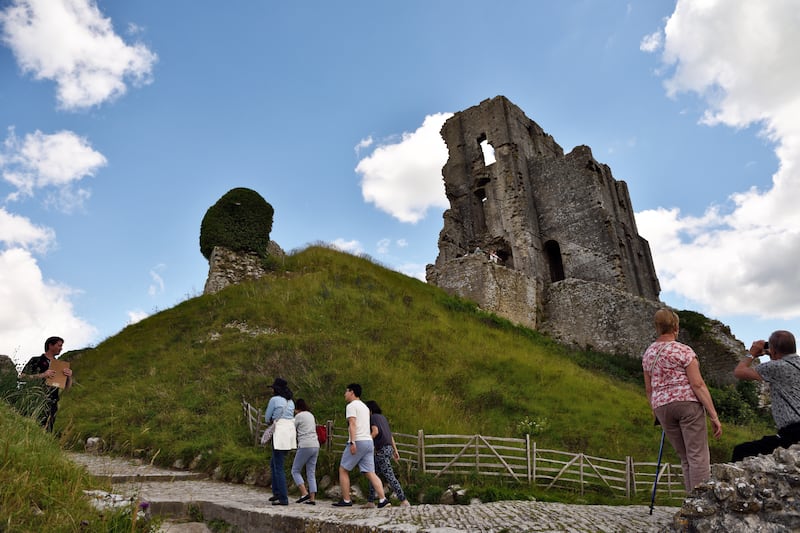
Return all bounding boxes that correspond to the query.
[649,429,666,515]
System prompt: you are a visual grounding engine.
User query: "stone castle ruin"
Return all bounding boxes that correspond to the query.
[201,95,742,384]
[426,96,741,374]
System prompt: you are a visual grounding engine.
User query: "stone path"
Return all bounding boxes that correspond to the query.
[67,452,679,532]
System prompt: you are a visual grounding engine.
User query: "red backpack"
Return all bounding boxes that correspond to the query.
[315,424,327,446]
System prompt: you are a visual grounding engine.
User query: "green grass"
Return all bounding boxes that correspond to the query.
[0,401,160,532]
[5,245,773,509]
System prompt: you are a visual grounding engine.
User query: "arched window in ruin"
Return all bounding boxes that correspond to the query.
[544,240,565,282]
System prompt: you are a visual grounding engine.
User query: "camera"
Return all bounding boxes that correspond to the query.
[764,341,770,350]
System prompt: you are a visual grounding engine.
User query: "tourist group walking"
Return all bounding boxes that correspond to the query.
[263,379,407,508]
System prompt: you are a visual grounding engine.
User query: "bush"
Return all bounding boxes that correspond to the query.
[199,188,274,260]
[710,383,765,425]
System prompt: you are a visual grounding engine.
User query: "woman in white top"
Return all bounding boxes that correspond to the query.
[264,378,296,505]
[291,398,320,504]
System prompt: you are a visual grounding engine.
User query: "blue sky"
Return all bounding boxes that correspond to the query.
[1,0,798,366]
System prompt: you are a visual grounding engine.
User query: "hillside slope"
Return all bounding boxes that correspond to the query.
[56,246,758,480]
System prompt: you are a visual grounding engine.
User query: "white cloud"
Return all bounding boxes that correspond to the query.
[395,262,426,282]
[376,238,391,255]
[376,237,410,256]
[0,247,97,367]
[639,30,662,53]
[354,136,373,155]
[126,309,148,325]
[638,0,800,319]
[0,207,55,253]
[356,113,452,223]
[330,238,363,255]
[0,0,157,110]
[148,264,165,297]
[0,129,105,365]
[1,128,107,210]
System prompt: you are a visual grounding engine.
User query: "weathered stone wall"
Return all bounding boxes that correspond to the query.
[203,242,284,295]
[426,96,744,379]
[433,95,563,278]
[534,145,660,298]
[430,95,659,302]
[540,278,663,360]
[666,445,800,532]
[426,253,541,329]
[677,319,742,387]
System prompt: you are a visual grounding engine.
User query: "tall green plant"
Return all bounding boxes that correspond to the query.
[0,402,161,532]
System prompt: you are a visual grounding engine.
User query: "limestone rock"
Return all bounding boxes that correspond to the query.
[0,355,19,394]
[203,242,285,294]
[0,354,17,378]
[665,444,800,532]
[85,437,104,454]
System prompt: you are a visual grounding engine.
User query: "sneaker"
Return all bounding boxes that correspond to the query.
[272,500,288,506]
[304,500,316,505]
[268,495,279,502]
[332,500,352,507]
[296,494,310,504]
[377,499,391,509]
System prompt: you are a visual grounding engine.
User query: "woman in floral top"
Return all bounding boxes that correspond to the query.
[642,308,722,492]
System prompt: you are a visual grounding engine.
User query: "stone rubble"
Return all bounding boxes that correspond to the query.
[663,444,800,532]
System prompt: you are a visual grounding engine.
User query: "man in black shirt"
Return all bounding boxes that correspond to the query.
[19,336,73,432]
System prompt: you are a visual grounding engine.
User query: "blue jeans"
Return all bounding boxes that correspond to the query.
[270,449,289,503]
[291,447,319,493]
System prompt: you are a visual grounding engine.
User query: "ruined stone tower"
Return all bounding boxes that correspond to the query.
[426,96,665,358]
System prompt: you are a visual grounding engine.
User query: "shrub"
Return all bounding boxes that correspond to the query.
[710,383,765,425]
[199,188,274,260]
[515,415,549,437]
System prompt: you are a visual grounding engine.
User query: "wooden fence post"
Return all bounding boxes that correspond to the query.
[417,429,426,474]
[526,434,531,484]
[325,419,333,452]
[625,456,633,499]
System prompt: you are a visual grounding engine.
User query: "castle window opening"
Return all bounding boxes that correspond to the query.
[478,134,496,165]
[544,240,565,282]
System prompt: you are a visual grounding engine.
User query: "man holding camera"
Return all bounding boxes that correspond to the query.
[732,330,800,461]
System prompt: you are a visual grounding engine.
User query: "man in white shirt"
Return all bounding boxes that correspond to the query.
[332,383,390,508]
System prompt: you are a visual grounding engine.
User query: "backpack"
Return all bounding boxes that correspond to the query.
[315,424,327,446]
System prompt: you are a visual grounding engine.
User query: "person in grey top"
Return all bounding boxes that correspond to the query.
[291,398,319,504]
[733,330,800,461]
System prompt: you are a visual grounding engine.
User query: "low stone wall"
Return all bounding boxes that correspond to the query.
[541,278,662,360]
[425,254,540,330]
[666,444,800,532]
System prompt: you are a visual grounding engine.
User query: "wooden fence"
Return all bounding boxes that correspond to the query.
[241,399,683,501]
[329,427,684,501]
